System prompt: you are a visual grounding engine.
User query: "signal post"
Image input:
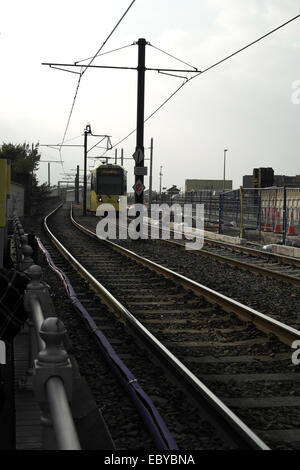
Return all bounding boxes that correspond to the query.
[133,38,147,208]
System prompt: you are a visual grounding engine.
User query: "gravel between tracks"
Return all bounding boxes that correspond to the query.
[73,208,300,330]
[22,204,232,450]
[70,207,300,449]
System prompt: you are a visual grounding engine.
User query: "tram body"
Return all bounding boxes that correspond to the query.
[90,164,127,212]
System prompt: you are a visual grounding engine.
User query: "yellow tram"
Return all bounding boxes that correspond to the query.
[90,163,127,212]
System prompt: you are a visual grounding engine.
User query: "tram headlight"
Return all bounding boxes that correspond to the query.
[117,198,120,203]
[98,196,102,202]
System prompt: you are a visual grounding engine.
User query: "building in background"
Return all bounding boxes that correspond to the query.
[185,179,232,192]
[166,185,180,196]
[273,174,300,187]
[243,168,300,188]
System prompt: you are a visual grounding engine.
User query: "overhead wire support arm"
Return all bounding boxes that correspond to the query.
[48,65,82,75]
[157,71,189,80]
[74,43,135,65]
[40,144,84,148]
[148,67,200,73]
[42,62,138,71]
[42,63,201,74]
[148,43,198,70]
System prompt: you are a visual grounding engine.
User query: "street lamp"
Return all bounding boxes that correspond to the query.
[223,149,228,191]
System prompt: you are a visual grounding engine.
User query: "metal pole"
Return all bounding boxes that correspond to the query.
[115,148,117,164]
[83,125,91,216]
[134,38,147,206]
[283,186,287,245]
[75,165,79,204]
[159,166,162,196]
[48,163,50,186]
[240,185,245,238]
[223,149,228,192]
[121,148,124,166]
[149,137,153,205]
[218,193,223,234]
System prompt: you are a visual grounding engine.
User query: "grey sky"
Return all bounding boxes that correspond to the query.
[1,0,300,191]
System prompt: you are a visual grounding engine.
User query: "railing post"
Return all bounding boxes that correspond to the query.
[23,265,56,386]
[23,265,44,385]
[33,317,79,450]
[21,244,34,272]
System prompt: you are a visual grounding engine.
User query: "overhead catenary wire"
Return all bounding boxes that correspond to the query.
[74,43,135,65]
[102,12,300,155]
[80,0,136,77]
[56,0,136,169]
[149,43,198,71]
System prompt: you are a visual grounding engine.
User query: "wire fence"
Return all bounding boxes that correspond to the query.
[144,187,300,245]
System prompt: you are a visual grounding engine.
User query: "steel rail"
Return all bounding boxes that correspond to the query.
[151,237,300,288]
[111,218,300,288]
[44,203,270,450]
[154,221,300,285]
[151,219,300,267]
[42,205,179,450]
[72,211,300,347]
[202,237,300,267]
[140,216,300,267]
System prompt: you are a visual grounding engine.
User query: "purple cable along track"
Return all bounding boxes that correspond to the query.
[36,236,178,451]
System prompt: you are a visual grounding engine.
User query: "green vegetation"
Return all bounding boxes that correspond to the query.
[0,142,50,213]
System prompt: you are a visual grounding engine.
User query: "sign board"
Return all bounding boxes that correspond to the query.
[132,148,144,164]
[134,166,148,176]
[132,179,145,196]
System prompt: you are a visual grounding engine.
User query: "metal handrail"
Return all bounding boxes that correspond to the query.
[46,377,81,450]
[12,215,81,450]
[29,297,45,352]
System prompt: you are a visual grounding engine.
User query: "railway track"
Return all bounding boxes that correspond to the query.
[41,203,300,449]
[73,209,300,331]
[30,204,264,450]
[170,236,300,287]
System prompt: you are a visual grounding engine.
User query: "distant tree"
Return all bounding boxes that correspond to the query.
[0,142,50,214]
[0,142,40,185]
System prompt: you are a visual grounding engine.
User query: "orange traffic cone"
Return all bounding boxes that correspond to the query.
[260,208,265,231]
[264,208,272,232]
[288,210,296,235]
[274,209,282,233]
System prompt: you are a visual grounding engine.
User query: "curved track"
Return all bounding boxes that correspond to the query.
[42,203,272,450]
[43,203,300,449]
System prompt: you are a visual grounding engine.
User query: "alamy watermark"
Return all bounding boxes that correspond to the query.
[292,340,300,365]
[94,196,300,365]
[95,196,204,250]
[291,80,300,104]
[0,340,6,365]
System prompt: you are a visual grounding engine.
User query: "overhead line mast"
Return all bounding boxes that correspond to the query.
[42,39,200,209]
[134,38,146,206]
